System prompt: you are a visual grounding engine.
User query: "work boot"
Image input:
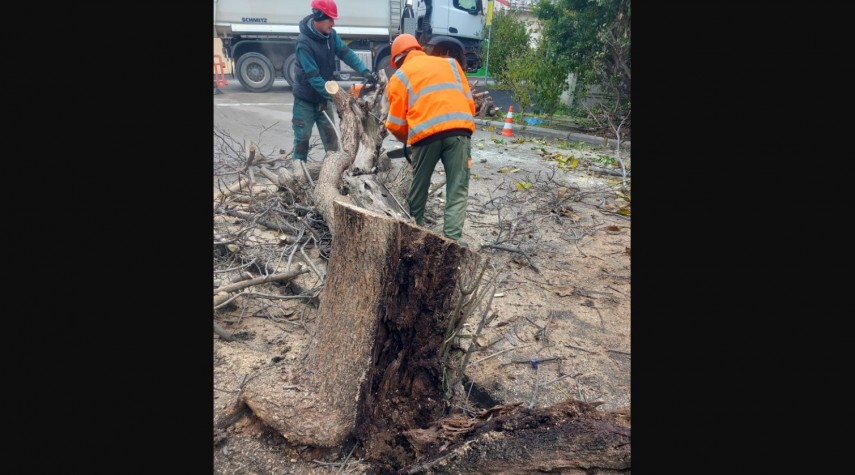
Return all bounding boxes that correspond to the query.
[457,240,469,249]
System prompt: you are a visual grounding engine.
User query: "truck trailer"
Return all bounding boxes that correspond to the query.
[214,0,486,92]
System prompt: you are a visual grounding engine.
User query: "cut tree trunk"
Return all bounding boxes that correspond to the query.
[313,79,410,233]
[240,201,478,449]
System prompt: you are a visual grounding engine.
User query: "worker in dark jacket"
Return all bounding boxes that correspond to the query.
[385,34,475,242]
[292,0,378,164]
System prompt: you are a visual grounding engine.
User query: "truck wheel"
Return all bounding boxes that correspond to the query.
[235,52,275,93]
[283,54,298,88]
[377,55,396,81]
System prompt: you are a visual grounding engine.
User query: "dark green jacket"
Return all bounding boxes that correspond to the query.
[294,15,370,103]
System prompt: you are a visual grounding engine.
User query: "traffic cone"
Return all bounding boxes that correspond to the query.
[500,106,515,137]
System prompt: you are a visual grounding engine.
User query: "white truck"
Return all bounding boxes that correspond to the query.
[214,0,486,92]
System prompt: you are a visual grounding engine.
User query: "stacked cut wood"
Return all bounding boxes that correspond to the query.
[470,80,500,118]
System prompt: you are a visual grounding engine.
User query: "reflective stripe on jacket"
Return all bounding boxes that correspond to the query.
[385,50,476,145]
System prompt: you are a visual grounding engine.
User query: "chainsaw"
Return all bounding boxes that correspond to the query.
[385,144,410,164]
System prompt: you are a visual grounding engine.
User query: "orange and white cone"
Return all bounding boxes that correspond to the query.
[501,106,515,137]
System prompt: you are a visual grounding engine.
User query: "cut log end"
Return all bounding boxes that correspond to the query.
[325,81,341,95]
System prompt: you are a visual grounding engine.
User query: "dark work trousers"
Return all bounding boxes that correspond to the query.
[292,97,339,162]
[408,135,471,241]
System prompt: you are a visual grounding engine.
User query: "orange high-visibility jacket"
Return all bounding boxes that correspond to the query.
[385,50,476,145]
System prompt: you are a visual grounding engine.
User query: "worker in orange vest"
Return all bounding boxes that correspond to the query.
[384,34,475,244]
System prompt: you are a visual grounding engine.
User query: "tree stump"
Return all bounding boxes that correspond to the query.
[241,201,478,448]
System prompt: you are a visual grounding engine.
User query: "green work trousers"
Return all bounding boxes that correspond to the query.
[292,97,338,162]
[408,135,471,241]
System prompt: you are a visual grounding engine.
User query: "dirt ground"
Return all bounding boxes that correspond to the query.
[213,129,631,474]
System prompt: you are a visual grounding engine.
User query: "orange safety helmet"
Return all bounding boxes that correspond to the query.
[311,0,338,20]
[391,34,422,68]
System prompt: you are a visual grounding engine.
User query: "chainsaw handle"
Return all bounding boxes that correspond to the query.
[403,142,411,165]
[357,77,377,99]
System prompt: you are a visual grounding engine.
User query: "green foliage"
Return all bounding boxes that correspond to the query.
[484,10,530,77]
[495,51,538,120]
[593,153,616,166]
[534,0,631,112]
[566,141,593,152]
[530,43,571,117]
[487,11,574,120]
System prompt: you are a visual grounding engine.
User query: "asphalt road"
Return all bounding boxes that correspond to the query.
[214,78,524,156]
[212,78,575,186]
[215,80,627,162]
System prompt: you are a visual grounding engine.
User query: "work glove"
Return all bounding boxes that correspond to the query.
[363,70,379,86]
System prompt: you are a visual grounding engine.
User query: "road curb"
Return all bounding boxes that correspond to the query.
[474,118,630,151]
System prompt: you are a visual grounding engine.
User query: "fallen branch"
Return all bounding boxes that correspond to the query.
[222,209,300,235]
[470,344,531,366]
[214,177,250,203]
[336,443,358,475]
[429,179,447,196]
[213,266,308,295]
[213,266,309,307]
[589,165,631,177]
[480,244,541,274]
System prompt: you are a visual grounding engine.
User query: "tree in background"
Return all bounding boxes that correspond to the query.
[534,0,631,113]
[485,10,530,78]
[530,39,571,117]
[494,25,570,120]
[490,11,571,120]
[496,50,537,121]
